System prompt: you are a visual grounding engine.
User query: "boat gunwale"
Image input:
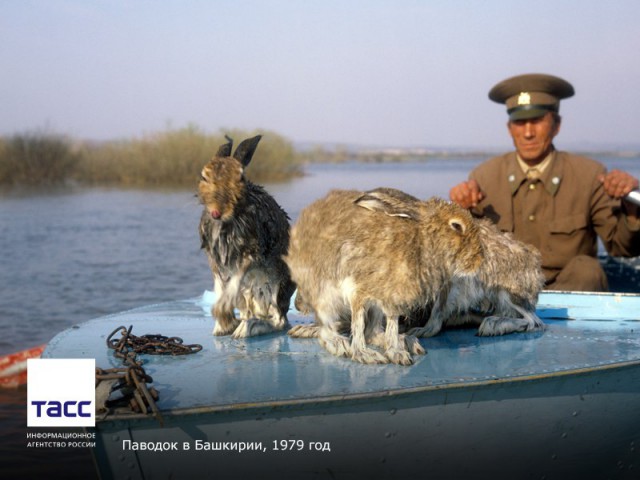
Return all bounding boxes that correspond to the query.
[96,355,640,424]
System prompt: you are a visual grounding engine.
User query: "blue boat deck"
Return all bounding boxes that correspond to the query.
[43,291,640,415]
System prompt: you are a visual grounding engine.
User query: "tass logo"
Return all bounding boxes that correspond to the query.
[27,358,95,427]
[31,400,92,418]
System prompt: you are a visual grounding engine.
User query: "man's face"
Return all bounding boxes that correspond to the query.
[507,112,560,165]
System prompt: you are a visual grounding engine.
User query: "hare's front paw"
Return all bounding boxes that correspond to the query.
[401,334,426,356]
[478,316,544,336]
[318,330,351,358]
[212,309,240,336]
[288,324,320,338]
[384,347,414,366]
[267,311,289,331]
[231,319,274,338]
[407,323,441,338]
[351,346,388,365]
[213,321,236,336]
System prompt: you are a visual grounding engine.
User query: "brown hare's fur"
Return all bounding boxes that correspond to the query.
[406,217,545,337]
[198,135,295,338]
[357,188,546,338]
[285,188,484,365]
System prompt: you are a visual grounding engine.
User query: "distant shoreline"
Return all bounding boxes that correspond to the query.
[301,147,640,164]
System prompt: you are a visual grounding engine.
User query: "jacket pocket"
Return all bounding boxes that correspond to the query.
[549,214,589,234]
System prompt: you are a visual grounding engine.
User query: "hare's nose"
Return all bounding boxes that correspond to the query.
[210,209,222,219]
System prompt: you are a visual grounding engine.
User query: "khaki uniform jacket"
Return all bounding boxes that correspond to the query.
[469,150,640,283]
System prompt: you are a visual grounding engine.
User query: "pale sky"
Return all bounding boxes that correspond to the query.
[2,0,640,149]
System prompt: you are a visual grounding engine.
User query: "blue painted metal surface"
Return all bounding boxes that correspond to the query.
[43,291,640,412]
[43,291,640,480]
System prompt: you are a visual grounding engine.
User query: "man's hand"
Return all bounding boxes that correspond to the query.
[599,170,639,218]
[599,169,639,198]
[449,179,484,209]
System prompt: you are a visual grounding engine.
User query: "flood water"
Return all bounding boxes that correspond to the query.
[1,156,639,478]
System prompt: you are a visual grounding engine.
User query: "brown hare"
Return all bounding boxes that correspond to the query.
[358,188,546,338]
[406,216,546,337]
[285,188,484,365]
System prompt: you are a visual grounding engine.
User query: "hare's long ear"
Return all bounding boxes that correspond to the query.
[354,193,418,220]
[233,135,262,167]
[366,187,420,204]
[216,135,234,158]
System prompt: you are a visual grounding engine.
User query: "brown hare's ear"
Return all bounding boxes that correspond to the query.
[354,193,418,220]
[365,187,420,204]
[216,135,234,157]
[233,135,262,167]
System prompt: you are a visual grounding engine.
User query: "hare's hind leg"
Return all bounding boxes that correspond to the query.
[212,275,242,336]
[364,309,385,347]
[349,303,388,365]
[382,315,417,366]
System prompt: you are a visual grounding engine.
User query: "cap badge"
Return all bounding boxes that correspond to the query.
[517,92,531,105]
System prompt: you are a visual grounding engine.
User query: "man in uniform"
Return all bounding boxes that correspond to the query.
[449,73,640,291]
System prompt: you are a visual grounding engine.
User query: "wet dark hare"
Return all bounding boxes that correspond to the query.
[198,135,295,338]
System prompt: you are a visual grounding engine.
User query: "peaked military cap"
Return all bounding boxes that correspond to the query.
[489,73,575,121]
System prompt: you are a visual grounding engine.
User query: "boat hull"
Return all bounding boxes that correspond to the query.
[94,361,640,480]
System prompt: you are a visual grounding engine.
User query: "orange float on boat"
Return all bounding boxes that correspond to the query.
[0,344,46,388]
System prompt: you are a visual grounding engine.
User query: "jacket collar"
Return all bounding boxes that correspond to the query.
[507,149,562,196]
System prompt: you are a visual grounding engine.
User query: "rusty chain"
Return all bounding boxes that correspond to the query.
[95,366,160,422]
[106,325,203,357]
[96,325,203,425]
